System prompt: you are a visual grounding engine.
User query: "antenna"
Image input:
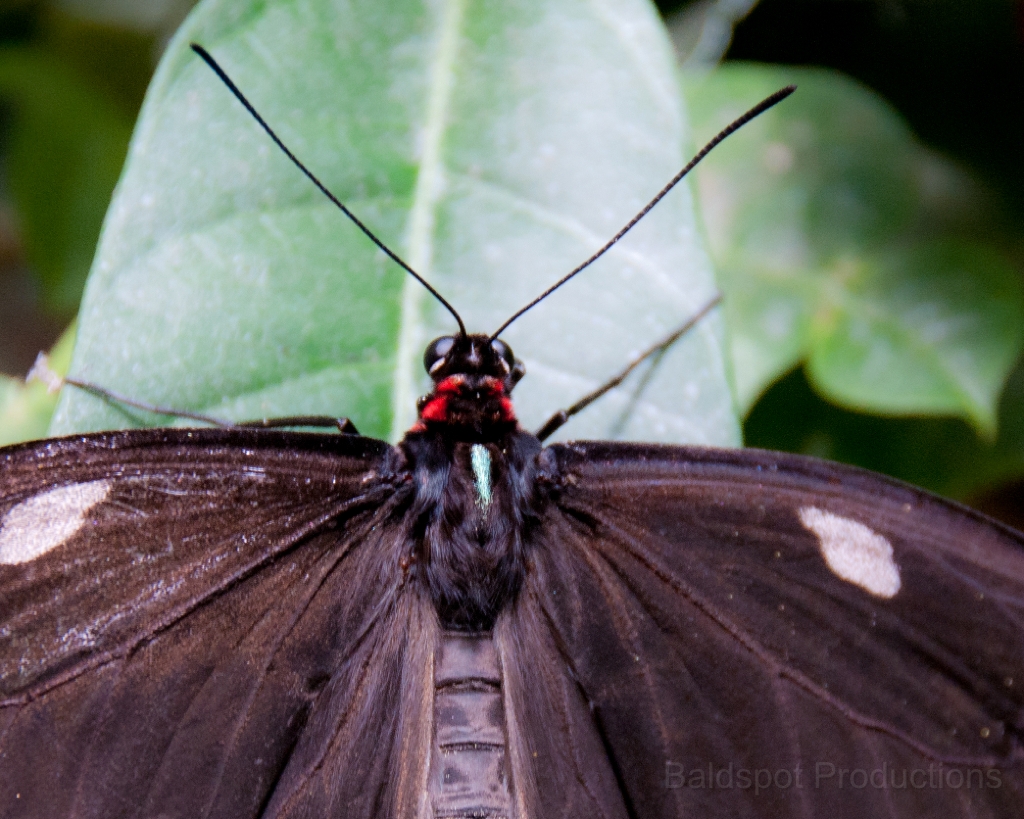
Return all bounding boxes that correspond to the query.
[489,85,796,340]
[190,43,467,338]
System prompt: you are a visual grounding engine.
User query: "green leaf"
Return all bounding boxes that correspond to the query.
[0,47,134,313]
[684,64,1023,435]
[805,242,1022,436]
[52,0,737,446]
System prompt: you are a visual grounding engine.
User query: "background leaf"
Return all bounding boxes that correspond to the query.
[745,360,1024,506]
[51,0,737,447]
[685,65,1023,435]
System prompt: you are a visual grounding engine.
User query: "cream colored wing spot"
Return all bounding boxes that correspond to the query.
[798,506,901,598]
[0,479,113,565]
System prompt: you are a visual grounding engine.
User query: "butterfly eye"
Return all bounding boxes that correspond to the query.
[424,336,456,375]
[490,339,515,373]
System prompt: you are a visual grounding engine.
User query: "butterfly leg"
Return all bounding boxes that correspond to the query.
[59,375,358,434]
[235,416,359,434]
[534,293,722,441]
[59,375,237,427]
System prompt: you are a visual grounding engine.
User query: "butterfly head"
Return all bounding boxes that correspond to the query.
[413,334,525,435]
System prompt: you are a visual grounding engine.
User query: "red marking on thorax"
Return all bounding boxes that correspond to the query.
[413,375,517,428]
[419,395,450,423]
[497,396,515,421]
[435,376,465,395]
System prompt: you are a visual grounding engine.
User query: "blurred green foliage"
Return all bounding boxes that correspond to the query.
[686,66,1022,434]
[0,3,167,313]
[0,46,132,310]
[0,0,194,440]
[684,65,1024,507]
[0,0,1021,523]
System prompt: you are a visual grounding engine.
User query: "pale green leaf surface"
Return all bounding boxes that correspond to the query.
[53,0,737,446]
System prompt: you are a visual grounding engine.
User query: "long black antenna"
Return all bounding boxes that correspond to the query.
[489,85,796,340]
[190,43,467,337]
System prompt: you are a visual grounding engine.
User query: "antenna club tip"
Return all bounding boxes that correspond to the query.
[766,85,797,106]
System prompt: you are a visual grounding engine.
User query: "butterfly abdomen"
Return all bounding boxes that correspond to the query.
[429,632,512,818]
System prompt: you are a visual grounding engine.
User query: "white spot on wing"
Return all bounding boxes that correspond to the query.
[798,506,901,598]
[0,479,112,565]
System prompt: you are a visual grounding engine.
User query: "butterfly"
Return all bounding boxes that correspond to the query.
[1,44,1022,819]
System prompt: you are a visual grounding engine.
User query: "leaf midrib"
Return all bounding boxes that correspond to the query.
[391,0,467,441]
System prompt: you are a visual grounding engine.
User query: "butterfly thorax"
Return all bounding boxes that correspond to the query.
[400,333,541,630]
[413,373,517,441]
[399,428,542,631]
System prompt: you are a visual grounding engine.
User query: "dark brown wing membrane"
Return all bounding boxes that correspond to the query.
[527,442,1024,818]
[0,429,434,819]
[496,595,631,819]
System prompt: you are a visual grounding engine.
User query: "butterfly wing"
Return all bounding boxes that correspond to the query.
[511,441,1024,818]
[8,430,1022,818]
[0,429,437,819]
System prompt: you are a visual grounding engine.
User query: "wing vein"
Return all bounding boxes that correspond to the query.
[574,500,1015,766]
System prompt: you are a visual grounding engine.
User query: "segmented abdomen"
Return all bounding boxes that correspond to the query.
[429,632,512,819]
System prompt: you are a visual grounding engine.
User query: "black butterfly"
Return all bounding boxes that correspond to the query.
[1,46,1023,819]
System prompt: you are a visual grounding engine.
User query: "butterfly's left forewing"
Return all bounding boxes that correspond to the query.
[0,429,392,696]
[0,428,435,819]
[526,442,1024,818]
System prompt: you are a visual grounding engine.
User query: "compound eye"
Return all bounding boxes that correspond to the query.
[490,338,515,374]
[424,336,456,375]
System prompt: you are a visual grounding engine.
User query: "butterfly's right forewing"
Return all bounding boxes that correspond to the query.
[524,441,1024,819]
